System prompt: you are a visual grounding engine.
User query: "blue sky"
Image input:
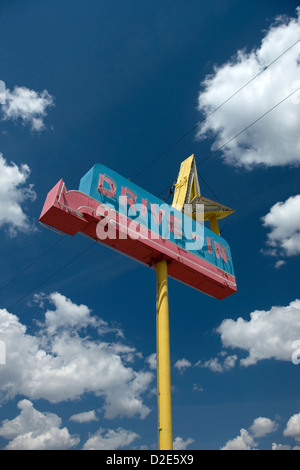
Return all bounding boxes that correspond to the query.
[0,0,300,450]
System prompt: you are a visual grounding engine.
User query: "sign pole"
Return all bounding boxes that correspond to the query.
[156,259,173,450]
[39,159,237,451]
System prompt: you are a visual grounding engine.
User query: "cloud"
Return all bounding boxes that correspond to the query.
[1,85,54,131]
[44,291,99,335]
[262,194,300,257]
[195,354,237,373]
[0,154,36,236]
[200,357,223,373]
[272,443,293,450]
[196,8,300,168]
[283,412,300,443]
[0,293,153,419]
[146,353,157,370]
[222,413,300,450]
[0,399,79,450]
[83,427,140,450]
[69,410,98,423]
[173,436,194,450]
[223,354,238,370]
[272,443,300,450]
[174,358,192,372]
[217,299,300,366]
[192,384,203,392]
[272,412,300,449]
[221,416,277,450]
[275,260,286,269]
[249,417,278,438]
[221,428,256,450]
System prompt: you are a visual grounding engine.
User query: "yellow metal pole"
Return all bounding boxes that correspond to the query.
[156,259,173,450]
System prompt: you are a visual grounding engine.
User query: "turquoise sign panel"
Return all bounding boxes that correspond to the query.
[79,164,235,277]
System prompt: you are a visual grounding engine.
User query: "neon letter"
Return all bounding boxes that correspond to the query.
[150,204,165,225]
[98,174,116,198]
[214,241,227,262]
[207,237,212,254]
[141,198,148,217]
[120,187,137,214]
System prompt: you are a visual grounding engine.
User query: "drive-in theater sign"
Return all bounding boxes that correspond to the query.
[39,163,236,299]
[39,159,237,450]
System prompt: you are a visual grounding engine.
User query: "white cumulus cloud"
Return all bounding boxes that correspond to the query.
[69,410,98,423]
[217,299,300,366]
[174,358,192,372]
[0,399,79,450]
[197,8,300,168]
[262,194,300,257]
[195,353,237,373]
[1,85,54,131]
[0,154,36,236]
[0,292,153,420]
[200,357,223,373]
[83,427,140,450]
[284,412,300,443]
[173,436,194,450]
[221,428,256,450]
[221,416,277,450]
[146,353,157,370]
[249,417,278,438]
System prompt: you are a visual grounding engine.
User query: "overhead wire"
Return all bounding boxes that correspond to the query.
[129,38,300,183]
[0,234,67,292]
[196,86,300,167]
[132,38,300,208]
[6,242,97,310]
[4,87,299,310]
[2,39,299,309]
[158,85,300,231]
[160,171,221,203]
[5,89,300,309]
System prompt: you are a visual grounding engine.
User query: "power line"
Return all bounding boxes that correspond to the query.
[130,38,300,182]
[160,171,221,202]
[0,234,67,292]
[6,242,96,310]
[200,38,300,122]
[196,86,300,167]
[158,85,300,208]
[6,88,297,310]
[129,123,199,182]
[3,42,299,307]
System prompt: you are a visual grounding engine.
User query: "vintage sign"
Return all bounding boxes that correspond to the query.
[39,164,237,299]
